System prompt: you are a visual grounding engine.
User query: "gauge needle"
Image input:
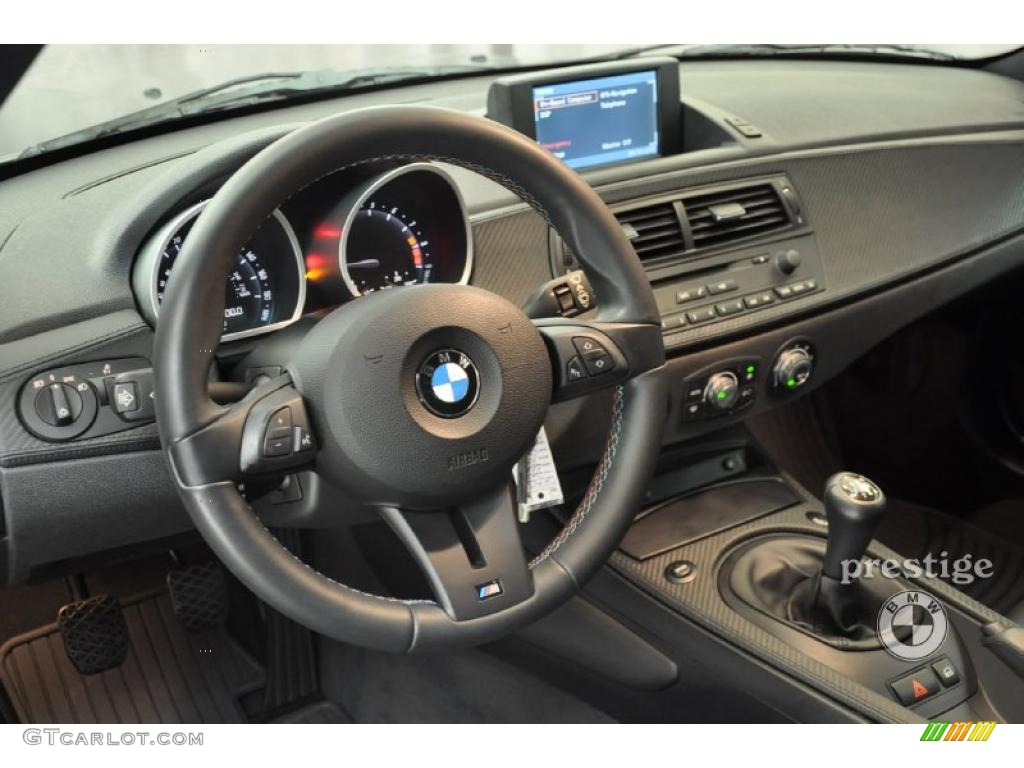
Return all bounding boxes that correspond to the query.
[348,259,381,269]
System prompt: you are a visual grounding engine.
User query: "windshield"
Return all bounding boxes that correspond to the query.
[0,43,1019,163]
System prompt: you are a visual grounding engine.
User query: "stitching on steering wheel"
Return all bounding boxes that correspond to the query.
[530,385,625,567]
[254,517,437,605]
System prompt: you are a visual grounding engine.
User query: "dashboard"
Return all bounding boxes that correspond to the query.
[1,57,1024,583]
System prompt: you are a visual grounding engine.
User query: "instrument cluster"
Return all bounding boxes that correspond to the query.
[133,162,473,343]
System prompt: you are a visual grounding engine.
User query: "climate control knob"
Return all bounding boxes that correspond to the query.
[773,346,814,391]
[704,371,740,410]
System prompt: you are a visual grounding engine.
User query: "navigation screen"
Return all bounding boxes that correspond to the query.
[533,70,660,170]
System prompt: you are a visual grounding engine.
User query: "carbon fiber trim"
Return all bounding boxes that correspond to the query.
[471,209,553,307]
[0,317,158,467]
[610,501,1005,723]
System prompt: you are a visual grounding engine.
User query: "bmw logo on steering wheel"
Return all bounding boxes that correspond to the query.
[415,349,481,418]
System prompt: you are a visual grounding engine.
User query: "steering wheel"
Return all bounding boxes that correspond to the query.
[154,106,667,653]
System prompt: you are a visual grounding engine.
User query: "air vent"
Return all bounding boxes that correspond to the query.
[683,183,791,251]
[552,178,801,274]
[614,203,686,263]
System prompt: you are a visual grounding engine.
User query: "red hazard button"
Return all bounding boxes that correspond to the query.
[889,668,941,706]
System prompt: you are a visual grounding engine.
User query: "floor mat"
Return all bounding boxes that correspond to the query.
[0,591,265,723]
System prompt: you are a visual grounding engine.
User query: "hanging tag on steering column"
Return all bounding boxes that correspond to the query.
[512,426,564,524]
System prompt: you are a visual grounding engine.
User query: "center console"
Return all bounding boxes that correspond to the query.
[603,445,1024,723]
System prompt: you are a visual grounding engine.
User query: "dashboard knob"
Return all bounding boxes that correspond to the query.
[34,383,83,426]
[773,347,814,391]
[704,371,740,410]
[774,248,802,275]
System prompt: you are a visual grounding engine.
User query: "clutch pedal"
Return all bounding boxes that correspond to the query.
[57,595,129,675]
[167,561,229,633]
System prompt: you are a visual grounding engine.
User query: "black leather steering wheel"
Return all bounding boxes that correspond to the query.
[154,105,667,652]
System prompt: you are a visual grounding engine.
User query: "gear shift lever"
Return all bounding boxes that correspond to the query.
[816,472,886,628]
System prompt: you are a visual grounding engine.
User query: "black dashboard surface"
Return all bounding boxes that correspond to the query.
[1,60,1024,344]
[1,57,1024,582]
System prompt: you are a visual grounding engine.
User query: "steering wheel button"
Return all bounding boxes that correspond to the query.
[566,356,587,382]
[582,350,613,376]
[293,426,315,453]
[268,406,292,432]
[571,336,607,357]
[263,435,292,458]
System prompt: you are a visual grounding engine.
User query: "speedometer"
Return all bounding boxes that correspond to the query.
[336,164,472,297]
[135,201,306,342]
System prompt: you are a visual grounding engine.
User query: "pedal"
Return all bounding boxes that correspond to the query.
[57,595,129,675]
[167,561,228,633]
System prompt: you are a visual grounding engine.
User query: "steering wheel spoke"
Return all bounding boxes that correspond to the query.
[168,376,317,487]
[380,482,534,621]
[535,318,664,402]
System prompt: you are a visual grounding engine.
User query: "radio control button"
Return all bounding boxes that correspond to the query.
[661,313,687,331]
[774,249,802,275]
[790,281,810,295]
[686,306,717,324]
[715,300,744,316]
[744,293,775,308]
[707,279,738,295]
[676,286,708,304]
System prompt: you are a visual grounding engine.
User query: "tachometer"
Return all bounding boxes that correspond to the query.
[135,201,306,341]
[336,164,472,297]
[345,202,431,292]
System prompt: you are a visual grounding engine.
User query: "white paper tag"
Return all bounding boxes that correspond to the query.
[513,426,564,523]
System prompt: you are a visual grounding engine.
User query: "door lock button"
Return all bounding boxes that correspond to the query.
[931,657,960,687]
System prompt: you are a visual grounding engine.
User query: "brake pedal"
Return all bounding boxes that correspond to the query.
[57,595,129,675]
[167,561,228,633]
